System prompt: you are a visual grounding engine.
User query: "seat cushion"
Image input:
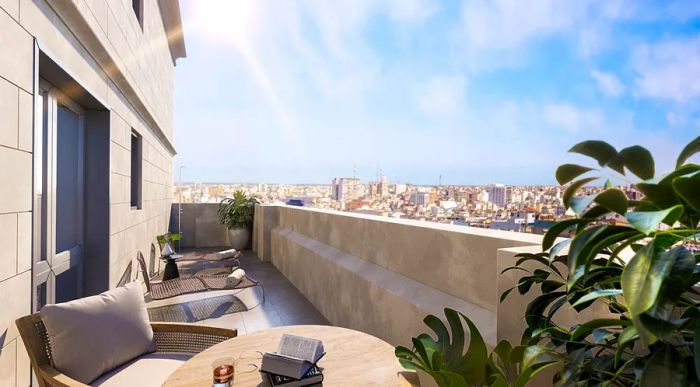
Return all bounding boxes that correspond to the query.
[91,353,192,387]
[40,282,156,384]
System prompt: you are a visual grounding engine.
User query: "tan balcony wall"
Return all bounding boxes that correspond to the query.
[254,205,547,347]
[169,203,230,248]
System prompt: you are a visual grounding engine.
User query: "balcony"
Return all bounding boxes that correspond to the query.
[170,203,567,348]
[145,249,329,333]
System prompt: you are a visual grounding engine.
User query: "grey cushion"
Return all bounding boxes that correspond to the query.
[40,281,156,384]
[91,353,191,387]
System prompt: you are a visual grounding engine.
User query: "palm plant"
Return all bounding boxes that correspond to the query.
[395,308,548,387]
[502,136,700,385]
[218,190,259,230]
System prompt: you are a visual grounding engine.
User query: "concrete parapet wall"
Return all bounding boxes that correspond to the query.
[254,205,552,347]
[170,203,229,248]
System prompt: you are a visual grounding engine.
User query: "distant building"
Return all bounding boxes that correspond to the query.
[332,178,362,202]
[488,184,507,207]
[378,176,390,197]
[410,192,430,206]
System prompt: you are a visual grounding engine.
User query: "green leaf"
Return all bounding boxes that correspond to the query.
[521,345,561,372]
[542,219,588,250]
[676,135,700,168]
[563,177,598,209]
[569,140,618,168]
[640,345,687,387]
[625,205,684,235]
[614,326,639,367]
[571,289,623,307]
[594,189,628,215]
[569,318,632,341]
[619,145,655,180]
[672,172,700,214]
[556,164,595,185]
[569,195,596,215]
[456,310,488,384]
[566,225,610,288]
[621,242,674,344]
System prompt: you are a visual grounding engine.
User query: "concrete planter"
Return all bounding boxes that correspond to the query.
[227,227,250,250]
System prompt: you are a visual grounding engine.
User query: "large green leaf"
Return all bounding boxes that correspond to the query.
[619,145,655,180]
[594,188,628,215]
[676,135,700,168]
[625,205,684,235]
[569,140,618,168]
[672,172,700,214]
[569,318,632,341]
[563,177,598,209]
[556,164,595,185]
[640,345,687,387]
[571,289,623,307]
[621,242,674,344]
[566,225,611,288]
[454,310,488,384]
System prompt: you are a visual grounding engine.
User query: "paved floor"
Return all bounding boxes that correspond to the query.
[145,249,329,335]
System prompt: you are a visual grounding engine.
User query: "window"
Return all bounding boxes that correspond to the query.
[130,130,142,209]
[132,0,144,29]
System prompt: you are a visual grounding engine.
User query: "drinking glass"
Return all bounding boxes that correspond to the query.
[212,357,235,387]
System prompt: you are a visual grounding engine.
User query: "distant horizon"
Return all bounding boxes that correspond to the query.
[173,1,699,184]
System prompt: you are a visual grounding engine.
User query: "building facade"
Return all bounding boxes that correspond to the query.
[0,1,184,385]
[331,177,361,202]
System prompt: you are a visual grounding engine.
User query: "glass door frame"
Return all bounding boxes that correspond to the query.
[32,78,85,311]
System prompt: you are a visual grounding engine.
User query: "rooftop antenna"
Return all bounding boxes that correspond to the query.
[439,174,442,187]
[353,164,357,179]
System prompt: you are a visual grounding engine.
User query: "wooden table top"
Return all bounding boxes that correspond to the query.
[164,325,418,387]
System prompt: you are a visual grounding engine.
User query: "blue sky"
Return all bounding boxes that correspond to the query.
[173,0,700,185]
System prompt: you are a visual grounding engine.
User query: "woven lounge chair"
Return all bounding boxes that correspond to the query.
[157,233,242,266]
[15,312,236,387]
[136,252,264,301]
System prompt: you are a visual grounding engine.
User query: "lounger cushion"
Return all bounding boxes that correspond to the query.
[91,353,191,386]
[217,248,238,259]
[40,282,156,384]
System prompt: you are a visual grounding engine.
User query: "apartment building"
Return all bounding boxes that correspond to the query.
[0,0,185,384]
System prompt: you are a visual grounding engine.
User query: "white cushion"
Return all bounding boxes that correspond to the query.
[226,268,246,287]
[91,353,191,387]
[40,282,156,384]
[217,248,238,259]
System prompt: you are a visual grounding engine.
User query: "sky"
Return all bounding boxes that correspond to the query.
[172,0,700,185]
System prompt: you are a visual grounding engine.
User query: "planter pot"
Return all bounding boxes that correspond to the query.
[417,371,439,387]
[227,227,250,250]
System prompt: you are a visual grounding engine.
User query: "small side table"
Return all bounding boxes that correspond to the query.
[162,254,184,281]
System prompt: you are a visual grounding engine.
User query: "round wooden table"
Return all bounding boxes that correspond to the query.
[164,325,417,387]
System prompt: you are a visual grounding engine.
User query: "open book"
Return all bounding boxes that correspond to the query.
[261,335,325,379]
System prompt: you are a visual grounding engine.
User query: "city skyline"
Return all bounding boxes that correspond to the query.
[173,0,699,184]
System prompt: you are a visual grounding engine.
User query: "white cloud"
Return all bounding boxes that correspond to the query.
[591,69,624,97]
[544,103,604,133]
[417,75,466,116]
[632,37,700,102]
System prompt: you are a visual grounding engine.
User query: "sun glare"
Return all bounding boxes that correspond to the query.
[192,0,258,48]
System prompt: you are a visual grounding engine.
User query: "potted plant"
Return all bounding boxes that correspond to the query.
[218,191,259,250]
[502,136,700,385]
